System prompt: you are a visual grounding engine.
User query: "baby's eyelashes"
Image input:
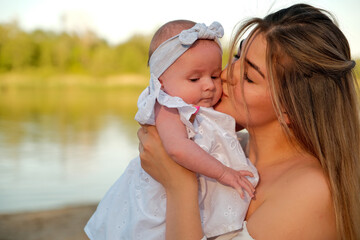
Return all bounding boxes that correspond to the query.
[189,75,220,82]
[190,78,200,82]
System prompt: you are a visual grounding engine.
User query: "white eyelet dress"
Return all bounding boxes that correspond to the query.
[84,74,259,240]
[203,221,255,240]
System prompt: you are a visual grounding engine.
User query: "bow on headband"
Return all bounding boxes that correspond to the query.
[149,21,224,78]
[179,22,224,45]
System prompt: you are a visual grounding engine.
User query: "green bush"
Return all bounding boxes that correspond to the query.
[0,22,151,76]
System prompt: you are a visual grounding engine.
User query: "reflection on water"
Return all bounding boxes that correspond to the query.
[0,87,144,213]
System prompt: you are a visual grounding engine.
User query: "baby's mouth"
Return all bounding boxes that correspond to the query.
[200,96,214,103]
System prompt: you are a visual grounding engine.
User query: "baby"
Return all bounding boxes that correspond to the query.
[85,20,258,240]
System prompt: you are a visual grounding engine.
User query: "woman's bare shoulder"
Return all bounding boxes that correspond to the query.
[280,156,330,195]
[247,157,336,240]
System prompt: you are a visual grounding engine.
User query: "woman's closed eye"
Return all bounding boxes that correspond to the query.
[233,53,240,60]
[244,73,254,83]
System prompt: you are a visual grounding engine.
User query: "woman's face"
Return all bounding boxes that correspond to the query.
[215,33,278,129]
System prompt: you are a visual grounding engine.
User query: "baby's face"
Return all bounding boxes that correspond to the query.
[159,40,222,107]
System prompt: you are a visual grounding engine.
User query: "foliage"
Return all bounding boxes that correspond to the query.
[0,21,358,79]
[0,22,151,76]
[355,59,360,80]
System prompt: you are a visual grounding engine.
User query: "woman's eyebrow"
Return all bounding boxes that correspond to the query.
[245,58,265,78]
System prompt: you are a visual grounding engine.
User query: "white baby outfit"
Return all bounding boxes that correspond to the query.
[203,221,255,240]
[85,22,258,240]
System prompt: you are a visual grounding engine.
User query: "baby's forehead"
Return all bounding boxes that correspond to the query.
[174,41,222,70]
[192,39,222,47]
[188,40,223,55]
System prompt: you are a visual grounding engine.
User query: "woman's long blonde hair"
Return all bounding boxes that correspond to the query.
[229,4,360,239]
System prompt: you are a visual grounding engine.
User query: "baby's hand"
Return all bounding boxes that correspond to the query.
[217,166,255,199]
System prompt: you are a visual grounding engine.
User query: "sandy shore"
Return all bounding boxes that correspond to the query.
[0,204,97,240]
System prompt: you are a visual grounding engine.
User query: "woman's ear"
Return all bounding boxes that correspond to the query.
[283,111,291,125]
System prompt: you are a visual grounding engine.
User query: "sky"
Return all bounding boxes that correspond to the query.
[0,0,359,57]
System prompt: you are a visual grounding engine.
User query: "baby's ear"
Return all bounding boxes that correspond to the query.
[158,77,164,89]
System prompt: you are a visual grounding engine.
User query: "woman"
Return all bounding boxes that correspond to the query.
[138,4,360,240]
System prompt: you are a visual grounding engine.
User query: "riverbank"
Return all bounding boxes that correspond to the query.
[0,204,97,240]
[0,72,148,90]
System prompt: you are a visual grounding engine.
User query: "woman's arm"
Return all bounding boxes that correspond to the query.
[155,104,254,197]
[138,125,204,240]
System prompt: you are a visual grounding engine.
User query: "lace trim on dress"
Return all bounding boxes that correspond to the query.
[135,73,199,137]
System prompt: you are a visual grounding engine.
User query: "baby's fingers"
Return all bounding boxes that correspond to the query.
[237,177,255,198]
[238,170,254,178]
[235,186,245,199]
[237,170,255,192]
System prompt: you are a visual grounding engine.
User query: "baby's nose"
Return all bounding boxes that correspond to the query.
[204,78,215,90]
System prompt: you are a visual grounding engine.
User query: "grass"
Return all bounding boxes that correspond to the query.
[0,72,149,91]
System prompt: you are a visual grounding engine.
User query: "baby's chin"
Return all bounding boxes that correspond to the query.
[196,103,213,108]
[195,101,215,108]
[197,101,219,108]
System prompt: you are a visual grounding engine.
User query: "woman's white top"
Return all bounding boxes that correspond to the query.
[84,77,258,240]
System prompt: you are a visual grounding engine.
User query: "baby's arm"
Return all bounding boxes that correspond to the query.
[155,103,254,197]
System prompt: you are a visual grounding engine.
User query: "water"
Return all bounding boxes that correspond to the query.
[0,87,143,213]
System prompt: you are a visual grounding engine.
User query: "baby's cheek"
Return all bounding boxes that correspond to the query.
[183,95,199,105]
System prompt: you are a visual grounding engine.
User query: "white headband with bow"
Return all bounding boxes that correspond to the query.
[135,21,224,126]
[149,21,224,78]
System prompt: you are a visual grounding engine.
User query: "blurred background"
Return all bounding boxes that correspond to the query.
[0,0,359,239]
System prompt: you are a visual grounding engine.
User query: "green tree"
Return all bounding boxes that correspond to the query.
[0,22,151,75]
[115,34,150,75]
[354,59,360,80]
[0,22,35,71]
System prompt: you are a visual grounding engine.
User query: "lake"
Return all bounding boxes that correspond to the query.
[0,86,144,214]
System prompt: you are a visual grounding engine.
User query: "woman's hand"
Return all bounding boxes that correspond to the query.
[137,125,204,239]
[137,124,198,193]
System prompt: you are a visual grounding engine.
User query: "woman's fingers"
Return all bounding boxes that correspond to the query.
[137,125,157,171]
[137,125,146,141]
[138,141,143,153]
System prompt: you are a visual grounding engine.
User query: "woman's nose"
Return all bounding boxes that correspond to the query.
[221,79,229,97]
[220,67,228,82]
[220,67,230,96]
